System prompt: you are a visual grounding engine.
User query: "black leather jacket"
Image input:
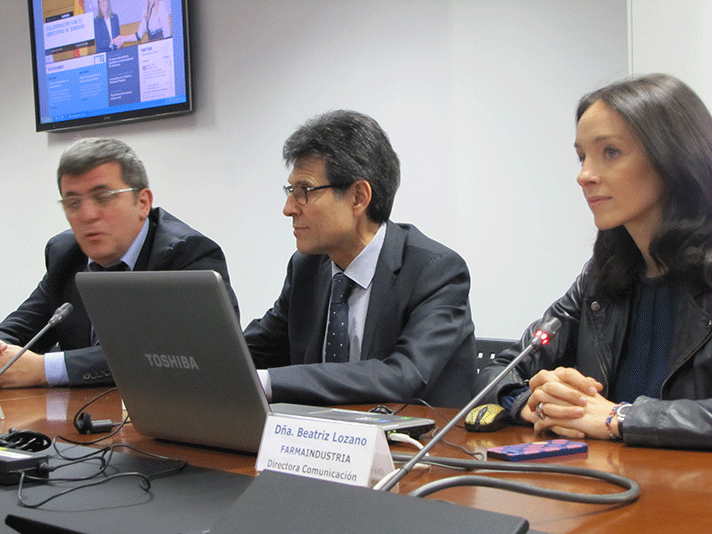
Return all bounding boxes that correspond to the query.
[475,261,712,449]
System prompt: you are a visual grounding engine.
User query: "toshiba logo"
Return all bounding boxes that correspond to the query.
[144,354,200,370]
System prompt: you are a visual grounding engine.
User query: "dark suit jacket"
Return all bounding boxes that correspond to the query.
[0,207,239,386]
[94,14,120,53]
[244,221,476,408]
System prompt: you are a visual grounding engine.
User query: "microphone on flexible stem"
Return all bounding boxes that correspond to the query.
[0,303,74,379]
[377,316,562,492]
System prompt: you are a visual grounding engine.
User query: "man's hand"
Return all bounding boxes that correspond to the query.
[0,341,48,388]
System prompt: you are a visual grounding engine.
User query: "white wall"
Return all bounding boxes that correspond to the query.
[630,0,712,107]
[0,1,628,340]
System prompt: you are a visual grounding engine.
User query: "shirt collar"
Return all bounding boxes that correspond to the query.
[332,223,387,289]
[87,218,150,271]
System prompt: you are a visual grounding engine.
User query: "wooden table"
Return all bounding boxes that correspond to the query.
[1,387,709,534]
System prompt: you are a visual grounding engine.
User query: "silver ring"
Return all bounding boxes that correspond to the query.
[535,402,546,420]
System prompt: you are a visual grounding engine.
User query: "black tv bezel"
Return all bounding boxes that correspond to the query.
[26,0,193,133]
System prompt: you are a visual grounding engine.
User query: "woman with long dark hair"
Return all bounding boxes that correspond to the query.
[475,74,712,449]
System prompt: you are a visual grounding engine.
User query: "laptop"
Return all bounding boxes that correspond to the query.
[209,470,530,534]
[75,270,435,454]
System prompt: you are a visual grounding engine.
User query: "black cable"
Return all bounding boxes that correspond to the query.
[51,440,113,464]
[59,387,130,444]
[16,441,187,508]
[58,413,130,445]
[415,426,484,460]
[17,470,153,508]
[96,443,189,481]
[49,441,188,481]
[72,387,119,423]
[395,399,482,458]
[391,452,640,505]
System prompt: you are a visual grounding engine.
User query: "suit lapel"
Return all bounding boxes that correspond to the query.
[135,211,158,271]
[301,258,333,364]
[63,243,94,345]
[361,221,403,359]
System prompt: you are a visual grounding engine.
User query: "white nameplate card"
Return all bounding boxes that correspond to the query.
[255,412,395,488]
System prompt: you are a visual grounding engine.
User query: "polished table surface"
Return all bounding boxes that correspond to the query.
[1,387,709,534]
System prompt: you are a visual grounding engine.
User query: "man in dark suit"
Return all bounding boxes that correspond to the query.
[0,138,239,388]
[245,110,476,408]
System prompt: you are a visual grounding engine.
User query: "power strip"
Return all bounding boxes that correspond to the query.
[0,447,49,485]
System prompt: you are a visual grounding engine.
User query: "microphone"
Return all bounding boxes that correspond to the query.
[377,316,562,492]
[47,302,73,327]
[0,303,74,379]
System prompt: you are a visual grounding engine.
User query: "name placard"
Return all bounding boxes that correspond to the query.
[255,412,394,488]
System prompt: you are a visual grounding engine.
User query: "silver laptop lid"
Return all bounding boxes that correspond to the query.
[76,270,435,451]
[76,270,268,453]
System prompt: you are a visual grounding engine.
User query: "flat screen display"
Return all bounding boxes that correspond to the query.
[27,0,192,132]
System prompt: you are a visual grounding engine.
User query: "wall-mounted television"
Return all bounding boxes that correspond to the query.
[27,0,192,132]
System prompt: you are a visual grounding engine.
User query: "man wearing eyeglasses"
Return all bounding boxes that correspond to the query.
[0,137,239,388]
[244,110,476,408]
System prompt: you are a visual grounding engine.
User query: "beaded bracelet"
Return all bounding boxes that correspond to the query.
[605,402,630,441]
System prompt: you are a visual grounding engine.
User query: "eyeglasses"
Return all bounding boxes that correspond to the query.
[283,184,335,205]
[58,188,139,213]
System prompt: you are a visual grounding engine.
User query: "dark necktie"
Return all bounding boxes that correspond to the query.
[88,261,129,273]
[88,261,129,345]
[325,273,356,363]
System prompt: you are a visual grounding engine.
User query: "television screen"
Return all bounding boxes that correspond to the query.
[27,0,192,132]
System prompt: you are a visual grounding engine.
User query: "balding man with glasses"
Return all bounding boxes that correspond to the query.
[0,138,239,388]
[244,110,476,409]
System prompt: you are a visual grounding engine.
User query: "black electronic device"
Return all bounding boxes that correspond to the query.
[26,0,192,132]
[0,448,49,485]
[2,444,253,534]
[73,412,115,435]
[209,470,529,534]
[5,515,84,534]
